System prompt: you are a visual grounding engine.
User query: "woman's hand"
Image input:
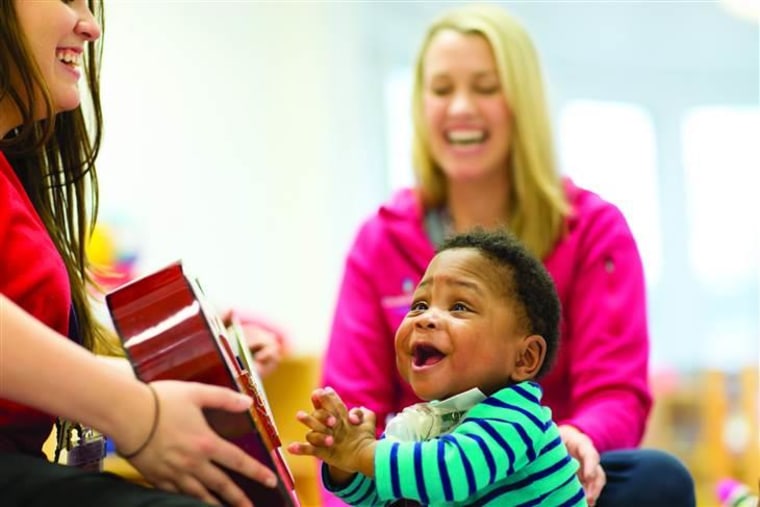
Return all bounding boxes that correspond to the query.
[239,322,282,378]
[0,297,276,506]
[221,309,285,378]
[116,381,278,507]
[558,424,606,506]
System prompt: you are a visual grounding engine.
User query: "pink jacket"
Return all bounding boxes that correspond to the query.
[322,179,651,455]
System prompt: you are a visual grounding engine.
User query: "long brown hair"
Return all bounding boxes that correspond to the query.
[411,4,569,259]
[0,0,119,354]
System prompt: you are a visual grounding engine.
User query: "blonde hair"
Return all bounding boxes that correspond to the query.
[410,4,569,259]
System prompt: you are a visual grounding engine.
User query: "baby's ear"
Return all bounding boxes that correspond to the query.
[512,335,546,382]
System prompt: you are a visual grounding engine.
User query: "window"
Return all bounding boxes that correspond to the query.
[682,106,760,369]
[384,69,414,191]
[558,100,662,286]
[682,106,760,288]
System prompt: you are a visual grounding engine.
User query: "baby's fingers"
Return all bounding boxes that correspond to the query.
[356,407,376,427]
[315,387,349,418]
[305,430,334,448]
[347,407,364,425]
[287,441,319,457]
[296,410,335,432]
[287,439,332,462]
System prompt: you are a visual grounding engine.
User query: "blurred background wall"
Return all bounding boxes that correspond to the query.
[93,2,758,502]
[97,0,758,361]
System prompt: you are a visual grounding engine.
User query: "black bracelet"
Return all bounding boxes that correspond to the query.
[117,383,160,459]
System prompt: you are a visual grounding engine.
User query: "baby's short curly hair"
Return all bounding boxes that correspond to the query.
[439,228,561,379]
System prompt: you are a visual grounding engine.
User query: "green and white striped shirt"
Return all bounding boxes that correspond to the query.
[324,382,586,506]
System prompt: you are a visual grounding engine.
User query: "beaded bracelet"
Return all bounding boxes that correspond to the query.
[118,383,160,459]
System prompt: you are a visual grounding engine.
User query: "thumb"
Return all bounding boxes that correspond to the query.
[359,407,376,426]
[192,383,252,412]
[347,407,364,425]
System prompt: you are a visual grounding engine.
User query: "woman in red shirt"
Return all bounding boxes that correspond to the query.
[0,1,277,506]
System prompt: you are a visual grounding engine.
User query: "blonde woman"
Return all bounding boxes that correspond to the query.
[321,4,694,506]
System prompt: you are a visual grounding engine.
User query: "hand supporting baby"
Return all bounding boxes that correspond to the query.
[558,424,606,506]
[287,387,378,486]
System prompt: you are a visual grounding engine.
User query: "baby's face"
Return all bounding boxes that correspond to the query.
[394,248,525,401]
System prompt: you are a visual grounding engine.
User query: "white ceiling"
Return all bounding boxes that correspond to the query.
[360,1,759,74]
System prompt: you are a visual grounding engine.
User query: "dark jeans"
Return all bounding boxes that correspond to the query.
[597,448,696,507]
[0,453,212,507]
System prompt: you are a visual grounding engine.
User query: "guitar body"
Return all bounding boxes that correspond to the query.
[106,262,299,506]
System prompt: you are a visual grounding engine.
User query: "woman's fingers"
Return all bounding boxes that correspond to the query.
[585,464,606,506]
[179,460,258,507]
[154,480,179,494]
[125,380,279,507]
[579,463,606,506]
[577,441,599,481]
[245,327,282,377]
[558,425,599,481]
[173,474,222,507]
[167,381,278,488]
[210,436,278,489]
[189,382,253,413]
[558,423,604,503]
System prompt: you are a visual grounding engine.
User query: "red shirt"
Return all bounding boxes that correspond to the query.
[0,151,72,455]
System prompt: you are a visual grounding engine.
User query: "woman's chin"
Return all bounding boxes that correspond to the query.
[441,165,503,184]
[52,90,83,114]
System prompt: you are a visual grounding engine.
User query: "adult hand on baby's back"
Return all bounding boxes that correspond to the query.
[558,424,606,506]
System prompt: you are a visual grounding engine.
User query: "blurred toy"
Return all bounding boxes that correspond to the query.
[87,216,140,291]
[717,478,759,507]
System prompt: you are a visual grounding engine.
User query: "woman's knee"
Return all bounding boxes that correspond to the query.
[637,448,695,494]
[599,448,696,507]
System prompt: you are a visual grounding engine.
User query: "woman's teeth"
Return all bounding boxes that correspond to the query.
[447,129,486,145]
[56,50,81,67]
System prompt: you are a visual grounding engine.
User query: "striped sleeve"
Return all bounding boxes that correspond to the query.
[321,464,388,506]
[374,383,552,504]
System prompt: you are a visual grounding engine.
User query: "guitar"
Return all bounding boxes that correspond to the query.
[105,261,300,506]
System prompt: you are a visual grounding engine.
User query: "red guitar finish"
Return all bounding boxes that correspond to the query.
[106,262,299,506]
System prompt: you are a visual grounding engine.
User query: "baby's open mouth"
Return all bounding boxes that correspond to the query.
[412,344,445,367]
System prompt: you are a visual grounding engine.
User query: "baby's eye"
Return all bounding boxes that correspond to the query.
[451,302,469,312]
[409,301,428,312]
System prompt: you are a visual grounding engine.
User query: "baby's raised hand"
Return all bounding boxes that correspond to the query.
[290,388,337,449]
[288,387,377,479]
